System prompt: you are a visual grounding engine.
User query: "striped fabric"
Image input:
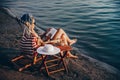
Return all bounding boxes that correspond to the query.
[20,34,38,54]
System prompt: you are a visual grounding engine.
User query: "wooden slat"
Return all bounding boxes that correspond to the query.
[46,64,58,69]
[19,63,32,72]
[35,57,42,62]
[41,63,59,70]
[11,55,24,62]
[45,58,60,63]
[49,68,65,74]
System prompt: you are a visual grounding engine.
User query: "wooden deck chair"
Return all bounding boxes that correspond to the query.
[11,49,42,72]
[11,39,60,72]
[38,45,72,75]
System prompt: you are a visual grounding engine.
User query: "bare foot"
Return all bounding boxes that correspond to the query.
[67,51,78,59]
[69,39,77,45]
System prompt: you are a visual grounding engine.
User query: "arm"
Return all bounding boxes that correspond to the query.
[32,30,44,46]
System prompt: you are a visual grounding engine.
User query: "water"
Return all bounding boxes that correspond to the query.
[0,0,120,71]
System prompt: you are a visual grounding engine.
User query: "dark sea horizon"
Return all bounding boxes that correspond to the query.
[0,0,120,71]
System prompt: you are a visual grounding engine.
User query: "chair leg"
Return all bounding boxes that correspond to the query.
[39,54,67,75]
[11,55,24,62]
[19,63,32,71]
[59,51,68,73]
[39,55,48,72]
[11,54,43,72]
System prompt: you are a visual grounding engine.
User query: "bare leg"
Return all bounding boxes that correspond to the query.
[52,28,68,39]
[66,51,78,58]
[53,28,77,45]
[61,34,68,45]
[53,30,78,58]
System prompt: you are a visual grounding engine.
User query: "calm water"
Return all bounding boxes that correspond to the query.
[0,0,120,71]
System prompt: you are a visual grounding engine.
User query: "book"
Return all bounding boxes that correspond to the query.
[46,28,57,39]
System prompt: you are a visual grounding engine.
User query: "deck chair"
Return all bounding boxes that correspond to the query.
[11,48,42,72]
[11,39,60,72]
[38,45,72,75]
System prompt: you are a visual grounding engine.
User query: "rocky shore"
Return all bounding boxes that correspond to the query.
[0,8,120,80]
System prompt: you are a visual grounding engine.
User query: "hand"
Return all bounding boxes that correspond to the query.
[41,42,45,46]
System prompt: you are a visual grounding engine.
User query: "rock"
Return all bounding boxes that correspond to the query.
[0,8,23,49]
